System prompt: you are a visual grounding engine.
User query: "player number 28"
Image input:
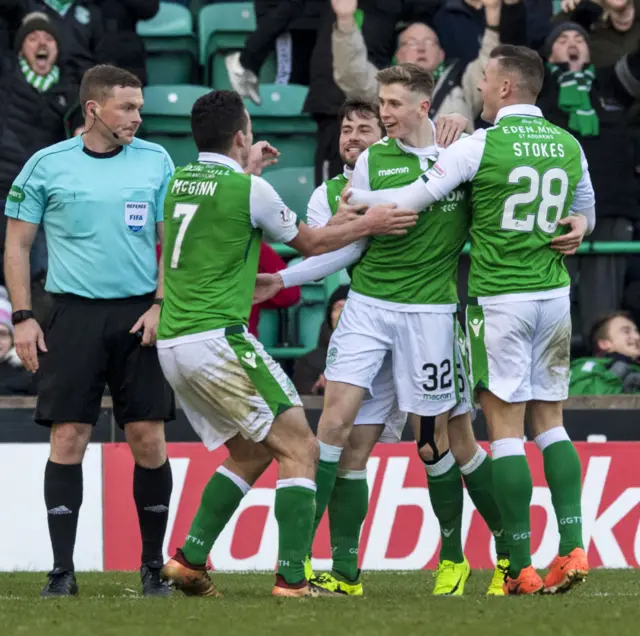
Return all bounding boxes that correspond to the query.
[501,167,569,234]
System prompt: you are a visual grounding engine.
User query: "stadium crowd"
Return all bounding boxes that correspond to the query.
[1,0,640,397]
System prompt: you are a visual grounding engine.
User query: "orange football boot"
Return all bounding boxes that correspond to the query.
[543,548,589,594]
[160,549,222,597]
[503,565,544,596]
[271,574,342,598]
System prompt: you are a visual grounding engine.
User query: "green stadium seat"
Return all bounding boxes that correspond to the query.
[262,167,314,222]
[138,3,198,85]
[257,309,280,348]
[141,85,211,166]
[198,2,276,88]
[247,84,317,170]
[264,257,339,360]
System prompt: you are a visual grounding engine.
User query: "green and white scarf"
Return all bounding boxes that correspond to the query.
[18,55,60,92]
[42,0,74,17]
[432,61,446,84]
[547,62,600,137]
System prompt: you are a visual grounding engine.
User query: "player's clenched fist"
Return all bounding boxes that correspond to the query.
[364,204,418,235]
[253,273,284,305]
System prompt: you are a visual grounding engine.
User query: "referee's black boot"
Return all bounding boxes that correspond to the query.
[41,568,78,597]
[141,561,172,597]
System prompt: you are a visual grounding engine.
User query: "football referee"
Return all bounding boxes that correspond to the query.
[4,65,175,597]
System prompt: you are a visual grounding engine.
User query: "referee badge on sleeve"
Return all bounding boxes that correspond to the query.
[125,202,149,233]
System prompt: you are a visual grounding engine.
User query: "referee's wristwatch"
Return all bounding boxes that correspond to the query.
[12,309,34,325]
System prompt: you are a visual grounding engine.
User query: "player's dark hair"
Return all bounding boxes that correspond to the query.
[490,44,544,99]
[338,98,384,135]
[79,64,142,113]
[191,90,249,154]
[590,310,635,356]
[376,63,435,98]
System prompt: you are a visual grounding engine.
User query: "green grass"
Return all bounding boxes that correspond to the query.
[0,570,638,636]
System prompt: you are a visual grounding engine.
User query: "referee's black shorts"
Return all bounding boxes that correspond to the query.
[35,293,175,428]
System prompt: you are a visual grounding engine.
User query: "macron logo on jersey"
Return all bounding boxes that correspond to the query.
[378,167,410,177]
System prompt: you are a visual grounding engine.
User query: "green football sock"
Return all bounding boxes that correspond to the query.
[460,447,509,558]
[491,439,533,578]
[311,441,343,539]
[536,429,584,556]
[425,451,464,564]
[329,470,368,582]
[182,466,248,565]
[275,480,316,584]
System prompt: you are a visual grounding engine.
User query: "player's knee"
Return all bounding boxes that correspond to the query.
[338,447,368,471]
[417,443,435,464]
[50,423,91,463]
[125,420,167,468]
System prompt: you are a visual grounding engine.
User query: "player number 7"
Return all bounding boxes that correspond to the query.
[170,203,199,269]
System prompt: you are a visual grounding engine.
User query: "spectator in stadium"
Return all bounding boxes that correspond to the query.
[92,0,159,85]
[331,0,506,129]
[553,0,640,68]
[225,0,323,105]
[18,0,104,84]
[0,288,36,395]
[503,10,640,343]
[569,311,640,394]
[4,65,175,598]
[293,284,349,394]
[430,0,524,67]
[248,242,301,338]
[0,13,78,312]
[305,0,402,185]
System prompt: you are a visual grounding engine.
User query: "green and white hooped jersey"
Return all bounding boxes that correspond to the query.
[349,132,471,309]
[158,152,299,343]
[306,167,352,228]
[422,104,595,304]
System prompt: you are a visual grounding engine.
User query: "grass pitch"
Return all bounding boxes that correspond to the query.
[0,570,638,636]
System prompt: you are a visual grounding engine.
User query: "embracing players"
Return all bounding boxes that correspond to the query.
[349,45,595,595]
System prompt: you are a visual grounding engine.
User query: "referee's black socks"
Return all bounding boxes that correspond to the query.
[133,459,173,566]
[44,460,83,572]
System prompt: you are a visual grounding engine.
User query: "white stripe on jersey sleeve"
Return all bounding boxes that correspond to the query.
[249,175,299,244]
[306,183,332,228]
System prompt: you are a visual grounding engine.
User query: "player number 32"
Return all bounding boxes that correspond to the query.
[501,166,569,234]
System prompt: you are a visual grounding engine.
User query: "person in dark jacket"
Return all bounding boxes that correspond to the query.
[569,311,640,394]
[293,284,349,394]
[305,0,401,186]
[19,0,104,85]
[0,12,78,289]
[225,0,323,105]
[93,0,159,84]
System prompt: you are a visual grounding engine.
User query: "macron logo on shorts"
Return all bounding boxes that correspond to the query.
[469,318,484,338]
[242,351,257,369]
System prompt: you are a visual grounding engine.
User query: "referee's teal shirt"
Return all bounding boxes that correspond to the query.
[5,136,174,299]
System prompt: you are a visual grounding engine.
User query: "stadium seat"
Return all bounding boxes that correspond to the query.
[140,85,211,167]
[247,84,317,170]
[198,2,276,88]
[262,167,315,222]
[264,258,343,360]
[257,309,280,348]
[138,3,198,85]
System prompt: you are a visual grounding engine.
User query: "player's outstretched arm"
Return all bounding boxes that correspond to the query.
[349,134,481,212]
[253,240,365,304]
[349,178,438,212]
[289,204,417,257]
